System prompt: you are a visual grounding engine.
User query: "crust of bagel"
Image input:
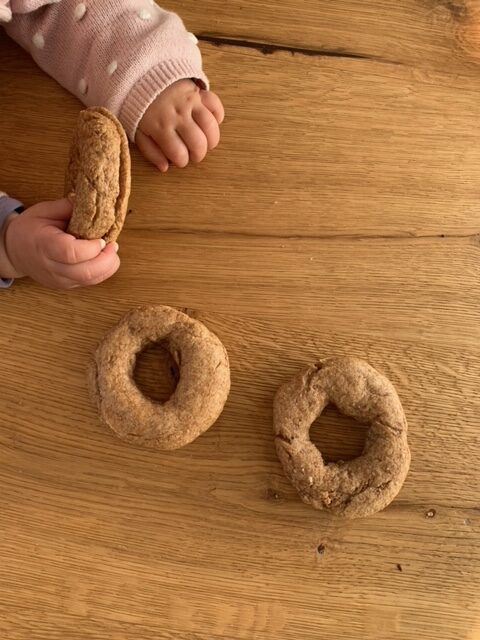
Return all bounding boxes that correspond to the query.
[273,356,410,519]
[89,305,231,450]
[65,107,131,243]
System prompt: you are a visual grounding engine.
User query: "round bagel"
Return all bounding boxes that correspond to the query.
[89,305,231,450]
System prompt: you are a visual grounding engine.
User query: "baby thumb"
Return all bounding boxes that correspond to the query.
[38,197,74,224]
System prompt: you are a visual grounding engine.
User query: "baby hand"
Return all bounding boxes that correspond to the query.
[3,198,120,289]
[136,79,224,171]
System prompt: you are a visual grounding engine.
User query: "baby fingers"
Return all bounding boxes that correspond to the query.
[176,121,208,163]
[47,231,107,265]
[154,129,190,168]
[192,106,221,150]
[136,130,170,172]
[200,91,225,124]
[55,242,120,287]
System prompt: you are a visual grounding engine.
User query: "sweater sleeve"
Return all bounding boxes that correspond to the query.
[3,0,208,140]
[0,193,23,289]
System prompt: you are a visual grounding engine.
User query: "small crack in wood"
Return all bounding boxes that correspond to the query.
[197,33,399,64]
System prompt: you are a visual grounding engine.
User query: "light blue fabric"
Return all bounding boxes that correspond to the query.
[0,195,23,288]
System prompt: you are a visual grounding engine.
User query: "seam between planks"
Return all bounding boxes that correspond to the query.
[124,227,480,243]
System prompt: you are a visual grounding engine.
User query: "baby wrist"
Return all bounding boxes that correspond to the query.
[0,213,24,280]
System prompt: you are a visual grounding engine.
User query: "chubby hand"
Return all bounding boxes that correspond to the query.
[136,79,224,171]
[2,198,120,289]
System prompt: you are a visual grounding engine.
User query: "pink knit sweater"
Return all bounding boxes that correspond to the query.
[0,0,208,140]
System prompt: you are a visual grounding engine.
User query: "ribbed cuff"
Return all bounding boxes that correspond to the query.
[119,59,209,141]
[0,197,22,218]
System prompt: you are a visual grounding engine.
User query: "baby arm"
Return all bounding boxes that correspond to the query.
[4,0,224,169]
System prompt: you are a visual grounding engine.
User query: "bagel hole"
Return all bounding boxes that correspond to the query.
[134,341,179,404]
[310,404,367,463]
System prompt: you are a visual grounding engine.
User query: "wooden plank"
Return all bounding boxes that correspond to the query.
[3,229,475,345]
[0,239,479,638]
[2,36,480,239]
[167,0,480,72]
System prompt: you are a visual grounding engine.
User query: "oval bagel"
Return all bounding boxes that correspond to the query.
[65,107,131,243]
[273,356,410,519]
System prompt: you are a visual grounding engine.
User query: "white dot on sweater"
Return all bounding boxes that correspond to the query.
[187,32,198,44]
[74,3,87,20]
[107,60,118,76]
[138,9,151,20]
[78,78,88,94]
[33,32,45,49]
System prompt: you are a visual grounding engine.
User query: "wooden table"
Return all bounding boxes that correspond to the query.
[1,2,479,638]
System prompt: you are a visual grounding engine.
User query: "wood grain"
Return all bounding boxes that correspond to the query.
[0,2,479,639]
[169,0,480,72]
[2,35,480,239]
